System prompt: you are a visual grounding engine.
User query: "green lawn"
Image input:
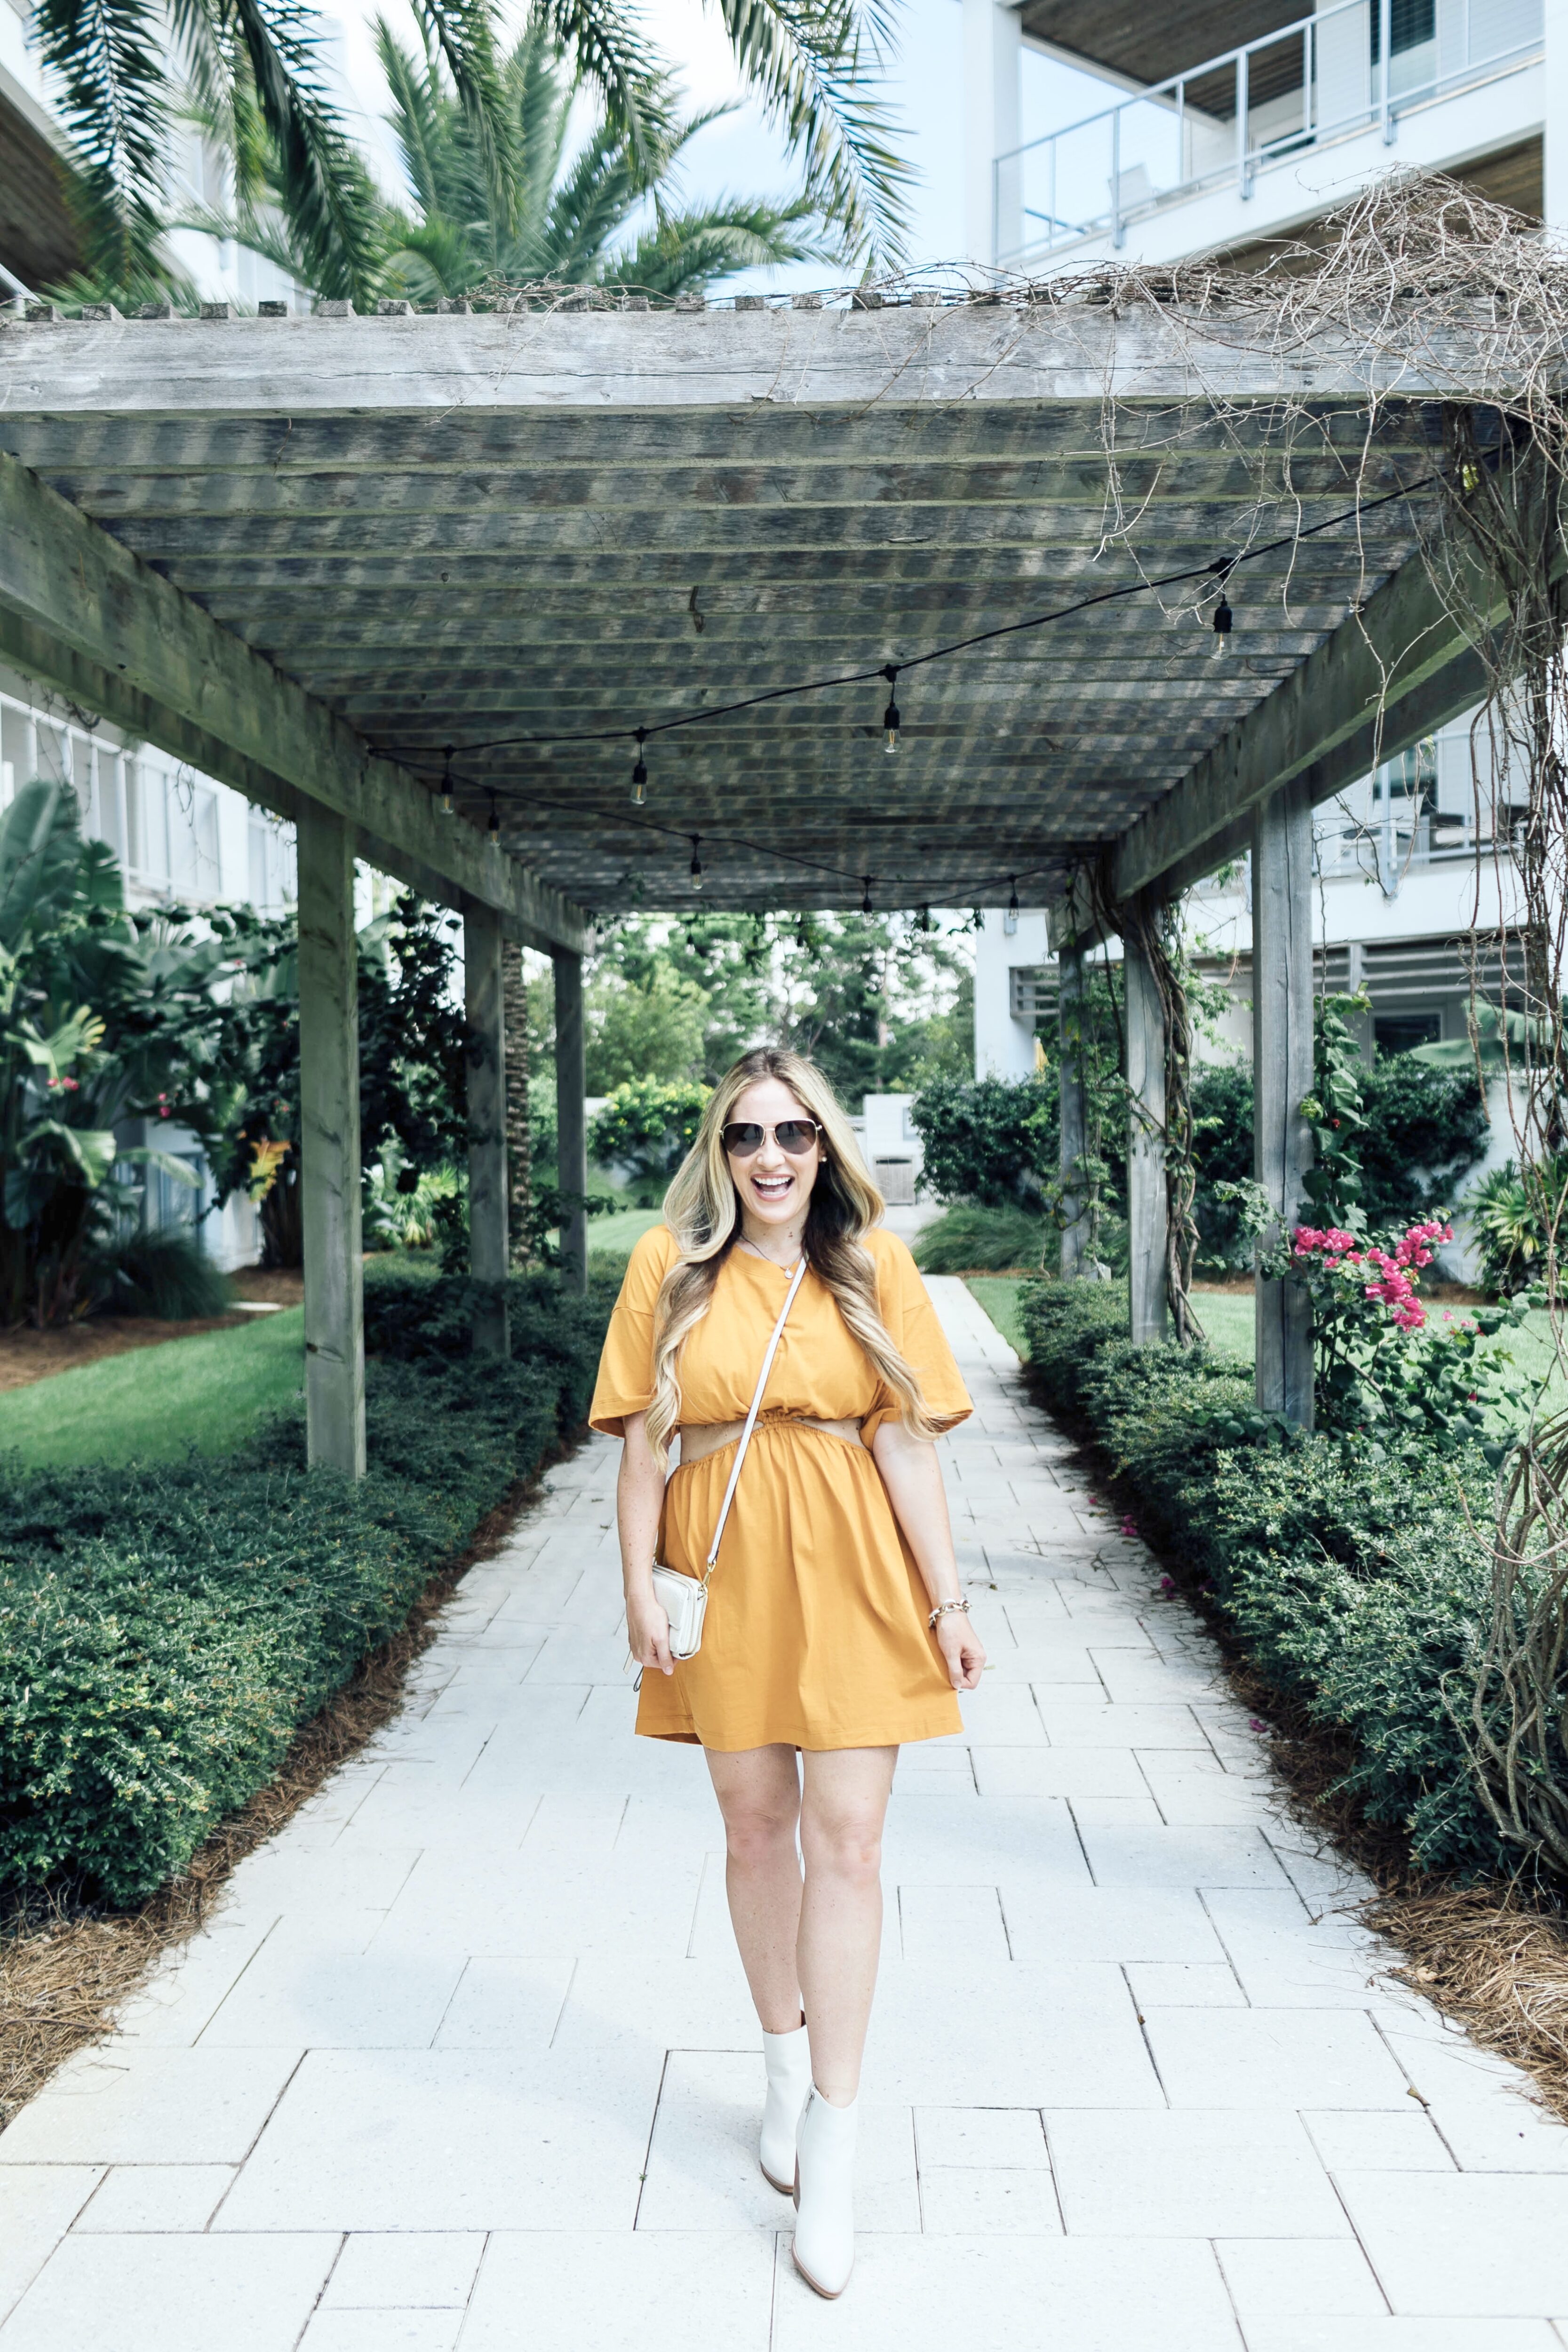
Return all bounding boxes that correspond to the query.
[964,1276,1568,1418]
[966,1277,1029,1356]
[0,1307,305,1470]
[588,1207,663,1267]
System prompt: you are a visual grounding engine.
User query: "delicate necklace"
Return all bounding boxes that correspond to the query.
[738,1234,804,1270]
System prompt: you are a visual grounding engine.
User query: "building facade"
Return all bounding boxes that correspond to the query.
[966,0,1548,1272]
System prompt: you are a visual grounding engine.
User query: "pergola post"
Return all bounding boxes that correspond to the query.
[297,802,366,1477]
[464,905,509,1357]
[1124,904,1170,1346]
[1252,780,1315,1426]
[1057,942,1090,1279]
[553,947,588,1293]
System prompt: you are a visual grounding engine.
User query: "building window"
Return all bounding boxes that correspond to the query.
[1375,1012,1442,1055]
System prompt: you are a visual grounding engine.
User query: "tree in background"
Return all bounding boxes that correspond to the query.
[37,0,908,309]
[538,908,971,1110]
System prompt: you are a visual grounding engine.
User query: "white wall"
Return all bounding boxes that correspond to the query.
[973,906,1050,1076]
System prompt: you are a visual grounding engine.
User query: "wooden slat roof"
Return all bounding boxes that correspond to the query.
[0,300,1465,915]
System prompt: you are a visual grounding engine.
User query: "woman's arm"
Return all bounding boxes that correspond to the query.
[871,1420,986,1693]
[618,1410,676,1676]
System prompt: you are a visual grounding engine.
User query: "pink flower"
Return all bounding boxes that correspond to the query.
[1121,1517,1139,1537]
[1248,1717,1267,1732]
[1158,1573,1174,1594]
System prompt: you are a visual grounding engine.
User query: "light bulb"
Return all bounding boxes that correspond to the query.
[883,697,900,754]
[629,729,648,806]
[487,797,500,842]
[1213,593,1233,652]
[440,745,455,815]
[1004,878,1019,936]
[690,840,703,892]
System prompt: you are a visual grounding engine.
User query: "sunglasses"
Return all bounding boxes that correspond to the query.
[722,1119,823,1158]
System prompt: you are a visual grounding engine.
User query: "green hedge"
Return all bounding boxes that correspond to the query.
[1016,1279,1504,1875]
[0,1263,613,1907]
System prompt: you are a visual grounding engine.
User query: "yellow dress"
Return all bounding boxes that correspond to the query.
[590,1223,973,1751]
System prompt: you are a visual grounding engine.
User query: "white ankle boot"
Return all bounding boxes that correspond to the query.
[792,2084,857,2299]
[760,2022,812,2193]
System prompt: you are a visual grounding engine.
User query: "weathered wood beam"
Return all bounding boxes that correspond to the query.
[554,951,588,1293]
[465,905,510,1359]
[1252,780,1315,1429]
[1107,529,1502,904]
[298,801,366,1478]
[0,452,588,954]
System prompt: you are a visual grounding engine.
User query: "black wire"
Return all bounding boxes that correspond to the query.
[436,469,1435,902]
[448,472,1435,762]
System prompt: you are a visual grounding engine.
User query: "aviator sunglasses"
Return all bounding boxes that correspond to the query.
[721,1119,824,1158]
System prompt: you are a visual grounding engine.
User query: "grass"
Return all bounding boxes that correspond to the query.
[967,1276,1568,1421]
[0,1308,304,1469]
[588,1207,663,1265]
[966,1277,1029,1356]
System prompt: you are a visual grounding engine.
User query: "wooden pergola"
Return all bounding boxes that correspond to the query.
[0,295,1503,1460]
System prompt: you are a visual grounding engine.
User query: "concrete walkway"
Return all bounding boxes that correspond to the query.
[4,1279,1568,2349]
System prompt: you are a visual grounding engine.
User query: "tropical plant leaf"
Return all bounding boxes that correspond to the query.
[226,0,384,300]
[30,0,170,279]
[704,0,912,262]
[409,0,519,232]
[529,0,670,163]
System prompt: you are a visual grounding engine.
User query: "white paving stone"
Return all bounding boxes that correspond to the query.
[1,1275,1565,2349]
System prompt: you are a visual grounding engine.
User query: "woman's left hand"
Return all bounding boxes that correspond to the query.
[936,1610,985,1692]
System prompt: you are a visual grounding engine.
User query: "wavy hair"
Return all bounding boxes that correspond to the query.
[645,1047,942,1464]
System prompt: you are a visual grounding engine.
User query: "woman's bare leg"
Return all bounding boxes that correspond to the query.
[797,1746,897,2105]
[705,1744,804,2034]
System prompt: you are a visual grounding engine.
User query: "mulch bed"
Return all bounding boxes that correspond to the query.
[0,1266,306,1395]
[0,1452,561,2129]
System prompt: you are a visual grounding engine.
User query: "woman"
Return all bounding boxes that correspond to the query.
[590,1047,984,2299]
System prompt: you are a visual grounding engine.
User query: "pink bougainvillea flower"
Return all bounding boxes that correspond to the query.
[1248,1717,1267,1733]
[1158,1573,1175,1594]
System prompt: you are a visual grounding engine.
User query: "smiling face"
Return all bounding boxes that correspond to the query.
[724,1076,827,1237]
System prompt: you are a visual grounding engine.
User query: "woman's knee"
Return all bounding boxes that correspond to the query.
[722,1798,799,1872]
[802,1807,884,1886]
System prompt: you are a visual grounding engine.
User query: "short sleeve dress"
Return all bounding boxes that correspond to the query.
[590,1223,973,1752]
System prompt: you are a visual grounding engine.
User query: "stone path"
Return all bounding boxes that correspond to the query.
[4,1277,1568,2349]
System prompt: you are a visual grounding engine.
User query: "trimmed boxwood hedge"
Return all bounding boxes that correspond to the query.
[1016,1279,1507,1876]
[0,1262,614,1908]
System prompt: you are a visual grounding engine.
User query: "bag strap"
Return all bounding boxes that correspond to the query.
[703,1255,807,1578]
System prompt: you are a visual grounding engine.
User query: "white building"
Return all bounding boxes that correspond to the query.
[966,0,1548,1256]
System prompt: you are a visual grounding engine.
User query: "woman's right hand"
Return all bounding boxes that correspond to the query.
[626,1585,675,1676]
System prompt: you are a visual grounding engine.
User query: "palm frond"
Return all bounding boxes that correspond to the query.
[409,0,519,232]
[608,193,833,298]
[374,17,447,218]
[529,0,670,163]
[227,0,383,300]
[31,0,169,280]
[704,0,913,262]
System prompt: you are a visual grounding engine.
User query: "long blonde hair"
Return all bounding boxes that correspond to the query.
[645,1047,941,1464]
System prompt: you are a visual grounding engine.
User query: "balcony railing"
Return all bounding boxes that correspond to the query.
[994,0,1543,264]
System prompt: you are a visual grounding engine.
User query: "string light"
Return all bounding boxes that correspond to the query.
[1004,878,1019,936]
[629,728,648,807]
[1212,589,1234,652]
[440,745,455,815]
[861,877,873,914]
[881,665,900,755]
[486,791,501,843]
[796,912,808,949]
[918,904,931,933]
[690,835,703,892]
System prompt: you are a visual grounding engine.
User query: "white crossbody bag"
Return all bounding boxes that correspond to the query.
[650,1256,807,1662]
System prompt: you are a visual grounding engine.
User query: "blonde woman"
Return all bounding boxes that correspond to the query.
[589,1047,983,2299]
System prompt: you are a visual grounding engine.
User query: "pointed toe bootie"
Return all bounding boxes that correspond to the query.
[760,2022,812,2193]
[791,2085,858,2299]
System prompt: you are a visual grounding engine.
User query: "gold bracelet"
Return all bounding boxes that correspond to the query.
[927,1598,970,1630]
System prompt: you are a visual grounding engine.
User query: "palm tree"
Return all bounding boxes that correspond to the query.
[370,23,833,302]
[32,0,909,299]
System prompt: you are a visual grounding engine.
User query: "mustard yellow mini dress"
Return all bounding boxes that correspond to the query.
[589,1222,973,1752]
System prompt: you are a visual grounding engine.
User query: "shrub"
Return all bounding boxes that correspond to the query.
[1191,1053,1490,1271]
[1015,1278,1508,1876]
[589,1079,709,1194]
[86,1230,234,1320]
[0,1262,611,1907]
[914,1201,1046,1273]
[908,1074,1056,1207]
